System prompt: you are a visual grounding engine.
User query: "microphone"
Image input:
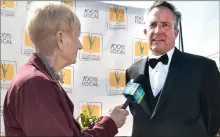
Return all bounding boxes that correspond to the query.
[121,74,146,109]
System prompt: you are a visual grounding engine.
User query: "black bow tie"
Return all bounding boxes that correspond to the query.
[149,54,169,69]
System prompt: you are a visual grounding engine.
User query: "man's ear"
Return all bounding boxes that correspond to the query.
[143,29,147,35]
[56,31,64,52]
[174,29,179,38]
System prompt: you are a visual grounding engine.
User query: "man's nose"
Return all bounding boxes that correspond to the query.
[154,25,163,34]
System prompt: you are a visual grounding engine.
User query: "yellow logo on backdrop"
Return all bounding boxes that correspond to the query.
[61,0,74,8]
[109,70,126,88]
[82,34,100,53]
[79,33,102,60]
[109,6,125,23]
[0,0,15,8]
[60,68,72,85]
[59,66,73,93]
[25,31,33,47]
[135,40,149,57]
[0,62,15,81]
[107,4,127,30]
[81,102,101,117]
[22,30,34,56]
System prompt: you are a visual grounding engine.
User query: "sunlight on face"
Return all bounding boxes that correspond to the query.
[144,7,179,55]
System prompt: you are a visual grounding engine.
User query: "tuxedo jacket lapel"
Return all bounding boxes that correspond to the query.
[151,48,183,118]
[139,58,148,75]
[137,58,152,116]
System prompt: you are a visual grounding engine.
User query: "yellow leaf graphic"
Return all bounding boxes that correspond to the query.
[0,0,15,8]
[82,35,100,53]
[109,7,125,23]
[25,31,33,47]
[81,104,100,117]
[62,69,72,85]
[0,63,14,81]
[62,1,74,8]
[109,71,125,88]
[135,41,149,56]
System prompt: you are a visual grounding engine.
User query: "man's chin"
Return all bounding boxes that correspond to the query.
[150,45,166,55]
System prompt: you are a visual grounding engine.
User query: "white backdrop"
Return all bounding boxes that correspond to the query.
[0,1,149,136]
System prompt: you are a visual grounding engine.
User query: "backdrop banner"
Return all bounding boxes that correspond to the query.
[0,0,148,135]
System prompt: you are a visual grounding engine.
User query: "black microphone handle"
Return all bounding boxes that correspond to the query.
[121,96,132,109]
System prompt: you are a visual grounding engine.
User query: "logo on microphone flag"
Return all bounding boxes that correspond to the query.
[0,60,17,89]
[123,82,139,95]
[134,85,145,103]
[106,69,126,96]
[123,82,145,104]
[60,66,74,93]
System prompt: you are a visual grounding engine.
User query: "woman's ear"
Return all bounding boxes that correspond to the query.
[56,31,64,52]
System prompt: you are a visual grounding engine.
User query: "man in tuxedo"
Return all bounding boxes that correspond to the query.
[126,1,220,136]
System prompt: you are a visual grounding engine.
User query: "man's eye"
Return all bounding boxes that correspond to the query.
[149,23,156,28]
[162,23,170,28]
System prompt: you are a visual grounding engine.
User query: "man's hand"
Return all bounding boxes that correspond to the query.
[105,105,129,128]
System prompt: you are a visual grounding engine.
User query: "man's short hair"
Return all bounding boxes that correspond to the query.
[147,1,182,28]
[26,2,80,56]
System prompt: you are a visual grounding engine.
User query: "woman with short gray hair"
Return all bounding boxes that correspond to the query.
[3,2,129,136]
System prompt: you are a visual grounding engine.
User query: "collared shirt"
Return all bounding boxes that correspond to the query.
[148,47,175,97]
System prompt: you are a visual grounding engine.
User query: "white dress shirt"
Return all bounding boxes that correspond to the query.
[148,47,175,97]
